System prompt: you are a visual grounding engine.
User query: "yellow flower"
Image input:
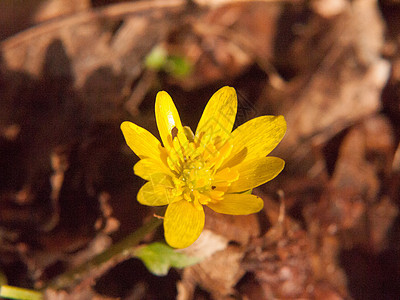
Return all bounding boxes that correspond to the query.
[121,86,286,248]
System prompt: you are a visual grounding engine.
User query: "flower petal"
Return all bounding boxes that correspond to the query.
[137,179,173,206]
[164,200,205,248]
[195,86,237,142]
[228,157,285,192]
[155,91,183,149]
[222,115,286,169]
[134,158,173,180]
[213,167,239,183]
[207,193,263,215]
[121,121,162,160]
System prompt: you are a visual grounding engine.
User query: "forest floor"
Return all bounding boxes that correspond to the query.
[1,0,400,299]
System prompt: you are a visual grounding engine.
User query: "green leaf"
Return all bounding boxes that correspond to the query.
[135,242,201,276]
[145,46,168,70]
[144,45,192,78]
[165,56,192,77]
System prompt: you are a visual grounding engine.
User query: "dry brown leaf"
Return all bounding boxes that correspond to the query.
[369,196,399,252]
[244,224,315,298]
[204,207,260,245]
[34,0,91,23]
[304,114,397,253]
[178,229,229,261]
[178,245,245,300]
[281,0,390,165]
[169,1,281,89]
[45,287,118,300]
[245,213,348,299]
[393,142,400,172]
[1,1,186,86]
[1,0,399,298]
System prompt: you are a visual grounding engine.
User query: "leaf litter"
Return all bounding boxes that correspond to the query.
[1,0,400,299]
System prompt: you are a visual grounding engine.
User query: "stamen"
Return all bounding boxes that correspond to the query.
[171,126,179,139]
[169,132,239,206]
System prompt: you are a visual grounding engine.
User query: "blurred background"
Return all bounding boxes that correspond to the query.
[1,0,400,299]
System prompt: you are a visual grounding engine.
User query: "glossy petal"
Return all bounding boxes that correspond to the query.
[121,121,161,160]
[207,193,263,215]
[213,167,239,183]
[228,157,285,192]
[134,158,172,180]
[195,86,237,143]
[155,91,183,149]
[222,115,286,168]
[137,177,173,206]
[164,200,205,248]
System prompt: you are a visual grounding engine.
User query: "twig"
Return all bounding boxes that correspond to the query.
[46,217,162,290]
[0,0,186,51]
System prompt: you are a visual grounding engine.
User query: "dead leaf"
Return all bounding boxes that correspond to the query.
[34,0,91,23]
[281,0,390,165]
[204,207,260,245]
[178,245,245,300]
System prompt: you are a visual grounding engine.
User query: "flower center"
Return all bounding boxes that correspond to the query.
[180,160,212,193]
[166,127,238,209]
[171,146,215,205]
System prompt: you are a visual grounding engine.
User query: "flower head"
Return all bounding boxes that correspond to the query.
[121,86,286,248]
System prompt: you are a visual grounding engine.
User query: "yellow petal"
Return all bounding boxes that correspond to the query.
[170,129,189,160]
[207,193,264,215]
[194,190,211,205]
[207,190,224,201]
[195,86,237,143]
[222,115,286,168]
[137,176,174,206]
[121,121,162,160]
[213,167,239,183]
[164,200,205,248]
[155,91,183,149]
[134,158,173,180]
[228,157,285,193]
[213,141,233,170]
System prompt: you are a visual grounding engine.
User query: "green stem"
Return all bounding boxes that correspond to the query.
[46,217,162,290]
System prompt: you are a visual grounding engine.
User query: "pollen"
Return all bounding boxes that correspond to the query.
[168,128,238,208]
